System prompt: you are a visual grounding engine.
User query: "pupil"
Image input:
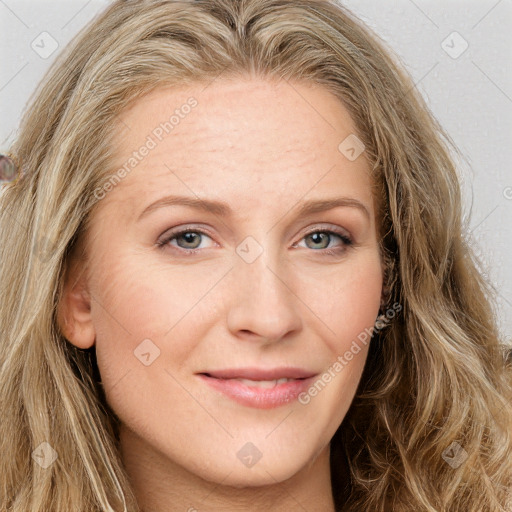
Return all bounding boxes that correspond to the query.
[182,232,198,247]
[310,232,327,248]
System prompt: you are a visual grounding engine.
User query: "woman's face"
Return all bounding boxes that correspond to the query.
[62,77,383,486]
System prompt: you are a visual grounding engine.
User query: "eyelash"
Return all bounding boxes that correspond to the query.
[157,225,354,257]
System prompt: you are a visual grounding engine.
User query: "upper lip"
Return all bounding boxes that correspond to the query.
[199,367,317,380]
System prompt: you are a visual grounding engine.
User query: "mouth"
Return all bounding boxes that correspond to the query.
[196,367,317,409]
[199,366,317,380]
[200,374,305,389]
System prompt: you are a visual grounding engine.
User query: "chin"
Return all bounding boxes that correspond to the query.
[206,463,301,488]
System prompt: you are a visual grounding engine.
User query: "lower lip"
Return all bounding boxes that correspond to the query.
[197,374,316,409]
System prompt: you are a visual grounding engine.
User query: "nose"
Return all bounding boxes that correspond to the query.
[226,249,302,344]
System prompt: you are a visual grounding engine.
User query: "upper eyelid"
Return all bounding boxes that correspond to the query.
[302,224,351,238]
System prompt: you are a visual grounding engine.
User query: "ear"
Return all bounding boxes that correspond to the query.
[57,258,95,349]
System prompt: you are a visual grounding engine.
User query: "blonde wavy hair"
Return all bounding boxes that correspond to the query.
[1,0,511,510]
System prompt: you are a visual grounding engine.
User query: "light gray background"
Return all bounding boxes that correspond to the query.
[1,1,511,344]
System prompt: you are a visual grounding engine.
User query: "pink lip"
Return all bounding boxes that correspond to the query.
[202,367,317,380]
[197,367,318,409]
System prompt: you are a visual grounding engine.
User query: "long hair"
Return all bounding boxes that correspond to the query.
[1,1,511,510]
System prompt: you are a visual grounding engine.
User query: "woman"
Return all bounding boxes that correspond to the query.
[0,0,510,510]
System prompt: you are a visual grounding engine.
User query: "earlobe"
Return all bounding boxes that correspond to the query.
[57,265,96,349]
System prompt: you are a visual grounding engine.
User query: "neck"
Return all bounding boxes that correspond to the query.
[120,426,337,512]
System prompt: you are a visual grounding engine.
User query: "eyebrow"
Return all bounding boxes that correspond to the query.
[137,194,370,221]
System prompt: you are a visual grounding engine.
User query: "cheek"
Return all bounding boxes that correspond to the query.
[338,263,382,341]
[89,255,219,383]
[297,251,383,355]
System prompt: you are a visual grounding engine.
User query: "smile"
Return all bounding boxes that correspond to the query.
[197,371,317,409]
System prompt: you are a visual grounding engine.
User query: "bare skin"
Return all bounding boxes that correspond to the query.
[58,75,383,511]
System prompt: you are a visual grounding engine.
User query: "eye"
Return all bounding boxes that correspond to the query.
[295,227,353,256]
[157,225,354,257]
[157,227,215,254]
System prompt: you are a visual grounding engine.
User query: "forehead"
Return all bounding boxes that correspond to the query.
[116,76,360,150]
[97,77,375,221]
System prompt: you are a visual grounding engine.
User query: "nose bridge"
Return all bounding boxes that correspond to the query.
[226,239,302,340]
